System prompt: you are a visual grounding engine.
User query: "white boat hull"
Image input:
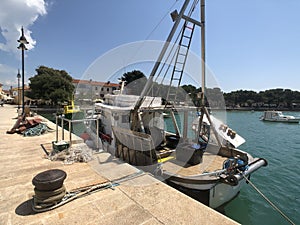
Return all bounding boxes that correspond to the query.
[164,175,245,208]
[209,179,246,208]
[161,157,267,208]
[262,118,300,123]
[260,111,300,123]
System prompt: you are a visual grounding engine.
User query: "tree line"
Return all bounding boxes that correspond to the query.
[26,66,300,109]
[181,87,300,109]
[223,89,300,109]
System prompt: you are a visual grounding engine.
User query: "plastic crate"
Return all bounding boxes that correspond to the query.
[52,141,69,151]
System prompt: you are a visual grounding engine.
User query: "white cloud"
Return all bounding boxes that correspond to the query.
[0,0,47,54]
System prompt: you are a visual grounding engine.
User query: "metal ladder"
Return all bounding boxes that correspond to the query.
[166,21,195,104]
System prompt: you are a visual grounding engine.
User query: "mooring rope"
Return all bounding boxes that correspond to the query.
[32,169,145,213]
[238,170,295,225]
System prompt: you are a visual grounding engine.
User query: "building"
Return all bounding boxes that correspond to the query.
[72,79,120,100]
[11,85,31,104]
[0,84,14,103]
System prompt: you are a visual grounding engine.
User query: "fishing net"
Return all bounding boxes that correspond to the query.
[48,143,94,164]
[23,123,54,137]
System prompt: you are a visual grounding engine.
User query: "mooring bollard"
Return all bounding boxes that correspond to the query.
[32,169,67,210]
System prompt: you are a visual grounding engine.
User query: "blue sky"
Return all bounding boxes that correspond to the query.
[1,0,300,93]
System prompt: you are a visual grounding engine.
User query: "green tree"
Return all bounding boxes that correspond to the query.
[181,84,202,106]
[28,66,74,105]
[120,70,147,95]
[223,88,300,109]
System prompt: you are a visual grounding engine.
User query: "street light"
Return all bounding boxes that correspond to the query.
[17,69,21,111]
[17,27,29,116]
[89,79,93,100]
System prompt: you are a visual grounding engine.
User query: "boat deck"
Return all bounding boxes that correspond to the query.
[162,152,227,176]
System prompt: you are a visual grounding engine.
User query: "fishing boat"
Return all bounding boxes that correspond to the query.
[62,100,84,120]
[88,0,267,208]
[260,111,300,123]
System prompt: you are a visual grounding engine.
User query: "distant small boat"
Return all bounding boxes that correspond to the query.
[63,100,84,120]
[260,111,300,123]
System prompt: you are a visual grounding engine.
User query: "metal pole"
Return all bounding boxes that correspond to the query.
[201,0,206,106]
[96,119,99,149]
[17,27,28,117]
[56,116,58,142]
[17,76,20,110]
[131,0,191,131]
[61,116,64,140]
[21,48,25,115]
[133,0,191,112]
[69,120,72,146]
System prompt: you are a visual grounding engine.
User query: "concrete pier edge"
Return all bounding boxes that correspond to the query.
[0,104,239,225]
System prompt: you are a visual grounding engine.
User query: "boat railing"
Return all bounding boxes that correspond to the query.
[55,115,100,148]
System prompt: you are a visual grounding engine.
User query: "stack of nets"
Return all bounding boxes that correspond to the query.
[48,143,94,164]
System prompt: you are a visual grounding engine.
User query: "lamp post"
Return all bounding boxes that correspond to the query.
[89,79,93,100]
[17,69,21,111]
[17,27,29,116]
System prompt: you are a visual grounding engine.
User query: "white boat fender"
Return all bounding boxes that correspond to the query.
[234,158,268,182]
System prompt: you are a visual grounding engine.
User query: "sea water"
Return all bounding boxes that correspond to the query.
[222,111,300,225]
[42,110,299,224]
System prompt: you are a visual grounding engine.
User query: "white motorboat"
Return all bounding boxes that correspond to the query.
[260,111,300,123]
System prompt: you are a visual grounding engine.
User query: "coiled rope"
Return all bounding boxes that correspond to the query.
[32,170,144,213]
[238,170,295,225]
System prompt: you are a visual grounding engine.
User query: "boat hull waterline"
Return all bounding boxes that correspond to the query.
[163,157,267,208]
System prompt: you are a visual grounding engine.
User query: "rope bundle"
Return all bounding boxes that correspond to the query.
[32,169,67,210]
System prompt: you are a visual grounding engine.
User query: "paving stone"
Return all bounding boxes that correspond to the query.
[0,105,239,225]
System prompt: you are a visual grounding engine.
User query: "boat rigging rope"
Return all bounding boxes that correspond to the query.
[238,170,295,225]
[123,1,179,68]
[144,1,180,41]
[145,0,202,108]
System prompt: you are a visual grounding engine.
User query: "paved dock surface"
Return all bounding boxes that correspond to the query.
[0,104,239,225]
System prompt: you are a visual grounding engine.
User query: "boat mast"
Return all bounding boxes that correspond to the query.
[198,0,222,147]
[131,0,191,131]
